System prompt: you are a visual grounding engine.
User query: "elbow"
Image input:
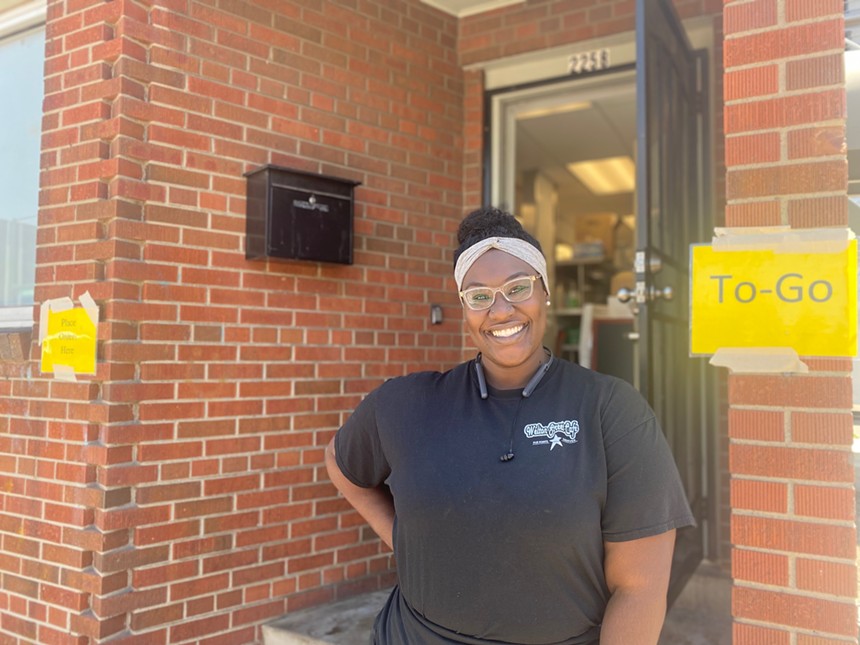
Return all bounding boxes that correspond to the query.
[325,436,337,466]
[324,437,341,481]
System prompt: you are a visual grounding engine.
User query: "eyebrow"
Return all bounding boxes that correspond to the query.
[462,271,531,290]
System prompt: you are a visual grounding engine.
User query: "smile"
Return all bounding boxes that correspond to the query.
[489,324,525,338]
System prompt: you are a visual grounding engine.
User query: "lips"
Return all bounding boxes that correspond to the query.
[489,323,525,338]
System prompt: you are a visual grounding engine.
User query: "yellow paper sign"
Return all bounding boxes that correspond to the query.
[690,240,857,356]
[41,305,97,376]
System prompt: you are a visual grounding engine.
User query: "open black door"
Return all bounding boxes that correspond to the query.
[635,0,710,605]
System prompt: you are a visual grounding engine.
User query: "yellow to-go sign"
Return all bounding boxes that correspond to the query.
[690,239,857,357]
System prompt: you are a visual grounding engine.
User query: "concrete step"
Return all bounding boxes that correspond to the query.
[262,589,390,645]
[264,562,732,645]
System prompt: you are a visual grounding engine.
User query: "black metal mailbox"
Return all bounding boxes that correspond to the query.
[245,165,360,264]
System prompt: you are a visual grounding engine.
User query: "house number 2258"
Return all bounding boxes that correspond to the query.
[568,49,610,74]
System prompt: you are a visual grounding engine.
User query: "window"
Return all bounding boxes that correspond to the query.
[0,1,44,330]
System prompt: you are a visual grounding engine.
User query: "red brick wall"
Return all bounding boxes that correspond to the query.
[724,1,857,643]
[0,0,736,644]
[0,0,466,642]
[3,0,730,643]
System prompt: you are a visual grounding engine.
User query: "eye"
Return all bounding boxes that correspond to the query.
[505,280,531,297]
[468,291,491,302]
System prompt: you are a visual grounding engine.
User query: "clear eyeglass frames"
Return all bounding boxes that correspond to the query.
[459,275,539,311]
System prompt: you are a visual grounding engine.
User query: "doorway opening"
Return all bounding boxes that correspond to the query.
[485,4,720,600]
[489,70,639,385]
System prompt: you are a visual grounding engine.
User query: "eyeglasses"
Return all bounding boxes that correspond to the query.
[459,275,539,311]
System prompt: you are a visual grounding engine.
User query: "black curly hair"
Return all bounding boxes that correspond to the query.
[452,206,543,269]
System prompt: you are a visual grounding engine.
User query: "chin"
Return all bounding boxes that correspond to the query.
[481,337,541,367]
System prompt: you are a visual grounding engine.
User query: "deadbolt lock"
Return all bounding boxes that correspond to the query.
[650,285,674,301]
[617,285,673,303]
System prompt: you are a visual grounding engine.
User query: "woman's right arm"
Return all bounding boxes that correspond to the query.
[325,437,395,550]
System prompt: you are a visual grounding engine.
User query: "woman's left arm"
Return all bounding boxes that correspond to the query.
[600,529,676,645]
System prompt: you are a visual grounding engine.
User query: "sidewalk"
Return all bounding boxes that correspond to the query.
[658,561,732,645]
[263,561,732,645]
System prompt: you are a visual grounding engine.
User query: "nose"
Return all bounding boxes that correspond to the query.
[487,292,514,318]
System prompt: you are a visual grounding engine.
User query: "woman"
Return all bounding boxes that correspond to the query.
[325,206,694,645]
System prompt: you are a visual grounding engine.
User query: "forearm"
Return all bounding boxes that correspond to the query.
[599,587,667,645]
[600,531,675,645]
[325,439,395,550]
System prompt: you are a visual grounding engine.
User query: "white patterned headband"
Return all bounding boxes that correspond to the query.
[454,237,548,292]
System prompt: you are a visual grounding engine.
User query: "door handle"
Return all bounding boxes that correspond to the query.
[616,287,634,303]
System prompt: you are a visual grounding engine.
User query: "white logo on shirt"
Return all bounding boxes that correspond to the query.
[523,420,579,451]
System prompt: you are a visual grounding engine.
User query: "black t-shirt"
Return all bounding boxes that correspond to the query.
[335,358,695,645]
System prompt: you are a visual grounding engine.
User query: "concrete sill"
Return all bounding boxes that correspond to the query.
[262,589,390,645]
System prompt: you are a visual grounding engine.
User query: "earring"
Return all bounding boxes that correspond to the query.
[546,300,551,306]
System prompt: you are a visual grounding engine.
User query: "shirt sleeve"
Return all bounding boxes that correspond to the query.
[599,379,696,542]
[334,387,391,489]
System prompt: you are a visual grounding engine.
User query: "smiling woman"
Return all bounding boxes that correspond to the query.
[454,217,550,390]
[325,206,695,645]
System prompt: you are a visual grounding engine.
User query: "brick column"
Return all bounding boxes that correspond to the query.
[0,0,157,642]
[724,1,857,643]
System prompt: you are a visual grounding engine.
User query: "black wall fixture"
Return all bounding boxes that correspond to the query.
[245,165,360,265]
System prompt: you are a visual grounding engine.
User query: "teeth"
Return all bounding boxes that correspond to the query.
[490,324,524,338]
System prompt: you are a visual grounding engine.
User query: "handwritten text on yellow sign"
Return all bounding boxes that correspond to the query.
[41,306,97,375]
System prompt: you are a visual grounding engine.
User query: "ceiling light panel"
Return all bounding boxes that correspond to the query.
[566,156,635,195]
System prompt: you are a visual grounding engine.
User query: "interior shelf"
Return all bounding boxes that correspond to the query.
[553,255,610,364]
[555,256,606,267]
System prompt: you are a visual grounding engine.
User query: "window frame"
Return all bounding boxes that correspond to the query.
[0,0,46,330]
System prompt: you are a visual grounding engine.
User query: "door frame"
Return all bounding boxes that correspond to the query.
[479,16,716,207]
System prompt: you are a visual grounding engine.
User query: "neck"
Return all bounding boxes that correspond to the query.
[476,348,551,395]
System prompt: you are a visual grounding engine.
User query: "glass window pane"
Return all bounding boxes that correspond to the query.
[0,25,43,307]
